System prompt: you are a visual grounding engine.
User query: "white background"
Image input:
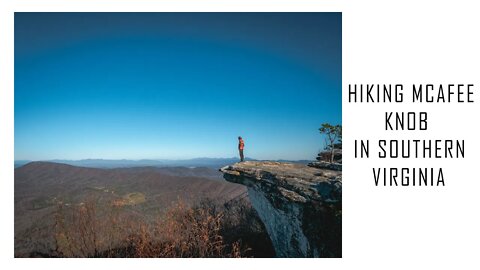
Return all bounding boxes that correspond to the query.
[1,0,479,269]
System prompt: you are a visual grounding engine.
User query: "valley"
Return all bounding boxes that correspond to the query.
[14,162,264,257]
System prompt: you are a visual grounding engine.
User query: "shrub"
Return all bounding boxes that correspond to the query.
[51,196,272,258]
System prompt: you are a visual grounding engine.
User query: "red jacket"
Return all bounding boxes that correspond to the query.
[238,139,244,150]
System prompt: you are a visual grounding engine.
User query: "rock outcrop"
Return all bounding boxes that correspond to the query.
[220,161,341,257]
[316,147,342,163]
[308,160,342,171]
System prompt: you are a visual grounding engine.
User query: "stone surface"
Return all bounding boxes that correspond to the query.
[220,161,342,257]
[316,148,342,163]
[308,161,342,171]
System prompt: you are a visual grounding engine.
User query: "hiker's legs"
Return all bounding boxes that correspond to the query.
[239,149,244,162]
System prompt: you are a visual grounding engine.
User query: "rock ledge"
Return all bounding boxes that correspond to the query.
[220,161,342,257]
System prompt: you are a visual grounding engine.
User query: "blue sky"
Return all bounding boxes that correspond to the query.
[15,13,341,161]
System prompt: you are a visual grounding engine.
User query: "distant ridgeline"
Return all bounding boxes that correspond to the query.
[14,158,310,169]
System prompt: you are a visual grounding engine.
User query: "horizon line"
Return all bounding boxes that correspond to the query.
[14,157,314,162]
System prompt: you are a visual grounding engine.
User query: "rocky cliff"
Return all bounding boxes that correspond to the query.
[220,161,342,257]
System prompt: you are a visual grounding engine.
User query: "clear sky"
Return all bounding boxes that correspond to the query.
[15,13,341,161]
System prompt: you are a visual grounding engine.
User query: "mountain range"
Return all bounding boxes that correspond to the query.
[14,157,312,169]
[14,161,247,257]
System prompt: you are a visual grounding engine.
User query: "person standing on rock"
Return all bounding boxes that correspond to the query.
[238,136,245,162]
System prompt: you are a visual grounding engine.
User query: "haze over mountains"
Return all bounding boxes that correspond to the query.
[14,157,311,169]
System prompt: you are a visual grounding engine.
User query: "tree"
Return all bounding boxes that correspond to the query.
[319,123,342,163]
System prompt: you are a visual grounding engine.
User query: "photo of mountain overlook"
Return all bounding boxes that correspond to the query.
[15,12,342,258]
